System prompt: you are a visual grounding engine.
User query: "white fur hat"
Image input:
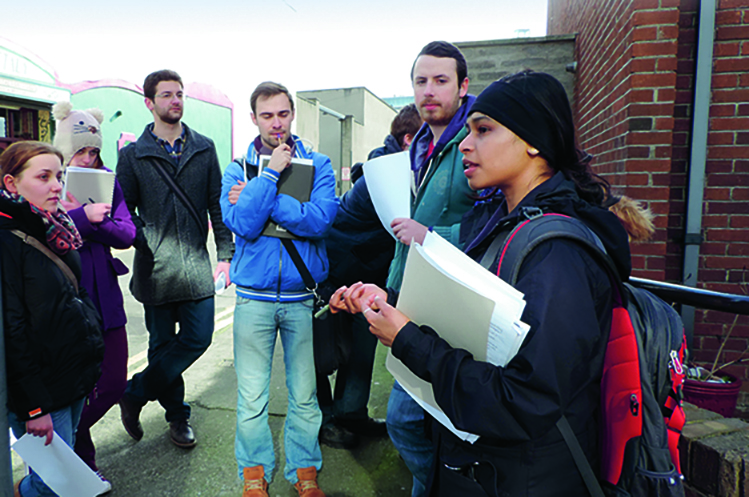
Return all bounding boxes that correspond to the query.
[52,101,104,166]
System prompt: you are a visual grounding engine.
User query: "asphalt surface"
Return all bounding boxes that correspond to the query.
[11,236,413,496]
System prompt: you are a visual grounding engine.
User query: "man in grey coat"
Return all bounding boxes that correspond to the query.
[116,69,234,448]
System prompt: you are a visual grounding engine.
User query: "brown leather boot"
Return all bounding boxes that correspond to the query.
[294,466,325,497]
[242,465,268,497]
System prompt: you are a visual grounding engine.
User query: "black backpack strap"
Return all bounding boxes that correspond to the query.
[557,416,606,497]
[280,238,325,309]
[151,160,208,240]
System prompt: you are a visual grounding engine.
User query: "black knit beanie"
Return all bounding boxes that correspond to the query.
[468,71,574,169]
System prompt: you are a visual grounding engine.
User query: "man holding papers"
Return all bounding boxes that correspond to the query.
[221,81,337,497]
[384,40,477,497]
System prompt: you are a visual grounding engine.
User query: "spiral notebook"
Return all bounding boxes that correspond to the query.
[62,167,115,205]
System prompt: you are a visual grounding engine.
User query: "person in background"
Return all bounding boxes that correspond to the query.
[53,101,136,492]
[116,69,234,449]
[317,103,423,450]
[1,141,104,497]
[332,71,632,496]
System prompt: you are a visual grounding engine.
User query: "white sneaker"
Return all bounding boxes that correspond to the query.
[95,471,112,495]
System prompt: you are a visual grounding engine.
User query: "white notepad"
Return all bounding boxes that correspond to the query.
[62,166,115,205]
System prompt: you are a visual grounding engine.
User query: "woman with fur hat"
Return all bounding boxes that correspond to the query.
[1,141,104,497]
[54,101,136,490]
[330,71,633,496]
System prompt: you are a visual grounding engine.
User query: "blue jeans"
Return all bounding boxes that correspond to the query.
[387,381,432,497]
[9,398,85,497]
[234,297,322,484]
[125,297,214,422]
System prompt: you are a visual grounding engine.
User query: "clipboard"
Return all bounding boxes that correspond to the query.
[258,155,315,240]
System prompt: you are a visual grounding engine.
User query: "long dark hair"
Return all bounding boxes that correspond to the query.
[471,70,610,207]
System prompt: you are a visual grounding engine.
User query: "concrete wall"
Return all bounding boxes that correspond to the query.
[455,35,577,101]
[297,87,396,195]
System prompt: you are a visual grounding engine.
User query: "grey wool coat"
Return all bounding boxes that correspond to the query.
[116,123,234,305]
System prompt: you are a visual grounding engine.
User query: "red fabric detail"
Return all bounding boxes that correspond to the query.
[0,211,11,219]
[600,307,643,485]
[666,406,686,474]
[426,139,435,158]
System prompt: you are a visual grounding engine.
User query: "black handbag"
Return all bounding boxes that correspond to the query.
[281,238,351,375]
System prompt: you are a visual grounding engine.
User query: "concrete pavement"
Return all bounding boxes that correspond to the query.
[11,242,413,496]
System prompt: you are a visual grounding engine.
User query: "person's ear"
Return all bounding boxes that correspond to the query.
[402,134,414,150]
[459,77,469,99]
[3,174,18,193]
[250,113,258,126]
[144,97,155,112]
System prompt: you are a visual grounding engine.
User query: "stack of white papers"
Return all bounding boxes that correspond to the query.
[388,231,530,443]
[62,166,115,205]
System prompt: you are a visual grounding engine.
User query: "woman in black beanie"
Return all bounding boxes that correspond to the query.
[331,70,633,496]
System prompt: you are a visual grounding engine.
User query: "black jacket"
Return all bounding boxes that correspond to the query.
[116,124,234,305]
[391,173,631,496]
[0,196,104,421]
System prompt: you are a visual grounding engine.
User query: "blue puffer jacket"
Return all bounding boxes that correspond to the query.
[221,137,339,301]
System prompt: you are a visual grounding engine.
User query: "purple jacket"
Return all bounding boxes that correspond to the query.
[68,172,136,331]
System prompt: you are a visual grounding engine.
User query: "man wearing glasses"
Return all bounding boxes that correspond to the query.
[116,69,234,449]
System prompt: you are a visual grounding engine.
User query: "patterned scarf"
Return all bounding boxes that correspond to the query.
[0,190,83,255]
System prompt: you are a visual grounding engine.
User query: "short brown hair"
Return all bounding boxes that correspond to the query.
[0,141,63,189]
[391,104,423,149]
[143,69,183,100]
[250,81,294,115]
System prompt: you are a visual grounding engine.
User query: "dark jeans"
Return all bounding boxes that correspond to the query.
[124,297,214,422]
[318,313,378,425]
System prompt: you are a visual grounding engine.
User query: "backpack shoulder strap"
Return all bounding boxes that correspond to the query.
[497,210,620,293]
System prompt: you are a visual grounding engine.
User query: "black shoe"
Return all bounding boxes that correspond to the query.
[169,419,196,448]
[336,417,388,437]
[119,395,144,441]
[319,423,359,449]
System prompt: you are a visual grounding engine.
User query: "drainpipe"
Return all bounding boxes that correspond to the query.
[681,0,716,347]
[1,261,12,497]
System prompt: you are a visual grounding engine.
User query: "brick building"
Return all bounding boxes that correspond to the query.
[547,0,749,407]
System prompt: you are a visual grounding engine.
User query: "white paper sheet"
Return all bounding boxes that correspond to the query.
[12,432,109,497]
[362,151,411,239]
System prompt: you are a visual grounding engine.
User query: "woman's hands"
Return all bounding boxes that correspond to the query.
[26,414,54,445]
[328,283,410,347]
[61,192,111,223]
[329,282,387,315]
[362,296,410,347]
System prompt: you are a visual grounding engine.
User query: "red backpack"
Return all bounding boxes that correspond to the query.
[491,209,686,497]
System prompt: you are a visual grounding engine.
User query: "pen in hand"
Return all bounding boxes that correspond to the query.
[89,198,117,225]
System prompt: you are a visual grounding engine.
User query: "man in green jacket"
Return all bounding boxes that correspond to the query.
[386,41,476,497]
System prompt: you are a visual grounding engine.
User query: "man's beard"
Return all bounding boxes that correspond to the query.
[157,107,183,125]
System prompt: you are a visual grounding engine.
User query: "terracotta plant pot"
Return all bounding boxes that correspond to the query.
[683,373,742,418]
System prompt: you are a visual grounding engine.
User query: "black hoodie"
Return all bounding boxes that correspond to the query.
[0,195,104,420]
[390,172,632,497]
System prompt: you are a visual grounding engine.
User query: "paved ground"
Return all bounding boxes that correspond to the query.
[10,238,413,496]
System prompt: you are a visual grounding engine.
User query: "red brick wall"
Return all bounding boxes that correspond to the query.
[549,0,749,406]
[692,0,749,407]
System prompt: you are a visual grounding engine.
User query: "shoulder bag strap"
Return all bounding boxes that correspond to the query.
[10,229,78,294]
[280,238,317,292]
[556,416,606,497]
[151,161,208,240]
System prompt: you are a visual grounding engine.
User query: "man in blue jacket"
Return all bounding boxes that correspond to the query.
[221,81,338,497]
